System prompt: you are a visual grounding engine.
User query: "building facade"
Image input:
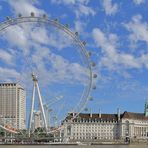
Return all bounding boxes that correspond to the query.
[34,110,42,129]
[62,102,148,142]
[0,83,26,129]
[121,111,148,140]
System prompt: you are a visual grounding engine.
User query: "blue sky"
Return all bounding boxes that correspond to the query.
[0,0,148,121]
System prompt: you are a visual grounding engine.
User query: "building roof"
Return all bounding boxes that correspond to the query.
[0,83,17,86]
[122,111,148,120]
[79,113,118,121]
[0,83,25,90]
[64,111,148,122]
[65,113,119,122]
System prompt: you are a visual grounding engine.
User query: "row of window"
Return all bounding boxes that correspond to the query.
[0,84,16,86]
[73,133,114,136]
[73,129,115,132]
[71,136,115,140]
[73,126,115,129]
[72,120,117,123]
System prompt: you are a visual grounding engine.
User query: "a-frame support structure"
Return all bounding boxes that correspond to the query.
[28,73,48,137]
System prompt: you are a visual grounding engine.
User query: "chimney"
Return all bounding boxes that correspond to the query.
[117,108,120,121]
[90,109,92,118]
[99,109,101,118]
[144,100,148,117]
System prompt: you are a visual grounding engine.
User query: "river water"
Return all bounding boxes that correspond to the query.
[0,145,148,148]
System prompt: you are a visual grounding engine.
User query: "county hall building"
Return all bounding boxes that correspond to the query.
[61,101,148,142]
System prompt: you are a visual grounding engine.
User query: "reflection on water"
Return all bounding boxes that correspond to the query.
[0,145,148,148]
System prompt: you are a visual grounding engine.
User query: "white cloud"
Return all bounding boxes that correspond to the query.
[75,4,96,18]
[51,0,95,18]
[51,0,76,5]
[30,27,49,45]
[92,28,141,72]
[0,49,13,64]
[92,28,118,60]
[124,14,148,43]
[51,0,89,5]
[0,67,20,82]
[74,20,86,33]
[3,25,28,47]
[102,0,118,16]
[92,27,148,76]
[50,54,88,84]
[0,1,89,86]
[31,46,89,85]
[0,41,88,86]
[0,31,89,87]
[119,53,141,68]
[51,0,95,38]
[46,29,72,50]
[139,54,148,68]
[3,22,72,54]
[133,0,145,5]
[7,0,46,16]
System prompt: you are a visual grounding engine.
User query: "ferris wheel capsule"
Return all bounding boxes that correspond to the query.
[64,24,69,28]
[92,85,96,90]
[89,96,93,101]
[54,18,59,22]
[6,16,11,20]
[91,62,96,67]
[93,74,97,78]
[75,32,79,36]
[18,13,22,18]
[87,51,92,57]
[43,14,47,19]
[30,12,35,17]
[82,41,86,46]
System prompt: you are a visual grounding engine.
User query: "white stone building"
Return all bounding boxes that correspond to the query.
[34,110,42,129]
[61,102,148,142]
[0,83,26,129]
[121,111,148,140]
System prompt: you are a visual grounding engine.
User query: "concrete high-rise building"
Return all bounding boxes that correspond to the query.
[0,83,26,130]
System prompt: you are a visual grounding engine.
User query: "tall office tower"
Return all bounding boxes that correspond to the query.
[0,83,26,130]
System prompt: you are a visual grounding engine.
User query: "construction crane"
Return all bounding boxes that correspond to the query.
[43,95,64,130]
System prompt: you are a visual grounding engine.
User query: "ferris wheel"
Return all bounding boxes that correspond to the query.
[0,13,97,135]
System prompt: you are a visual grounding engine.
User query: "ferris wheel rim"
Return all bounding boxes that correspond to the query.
[0,15,96,134]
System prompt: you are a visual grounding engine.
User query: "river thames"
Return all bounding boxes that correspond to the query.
[0,145,148,148]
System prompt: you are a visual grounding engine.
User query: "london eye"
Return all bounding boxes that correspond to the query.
[0,13,97,137]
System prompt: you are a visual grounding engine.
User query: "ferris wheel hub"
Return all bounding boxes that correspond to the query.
[31,73,38,82]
